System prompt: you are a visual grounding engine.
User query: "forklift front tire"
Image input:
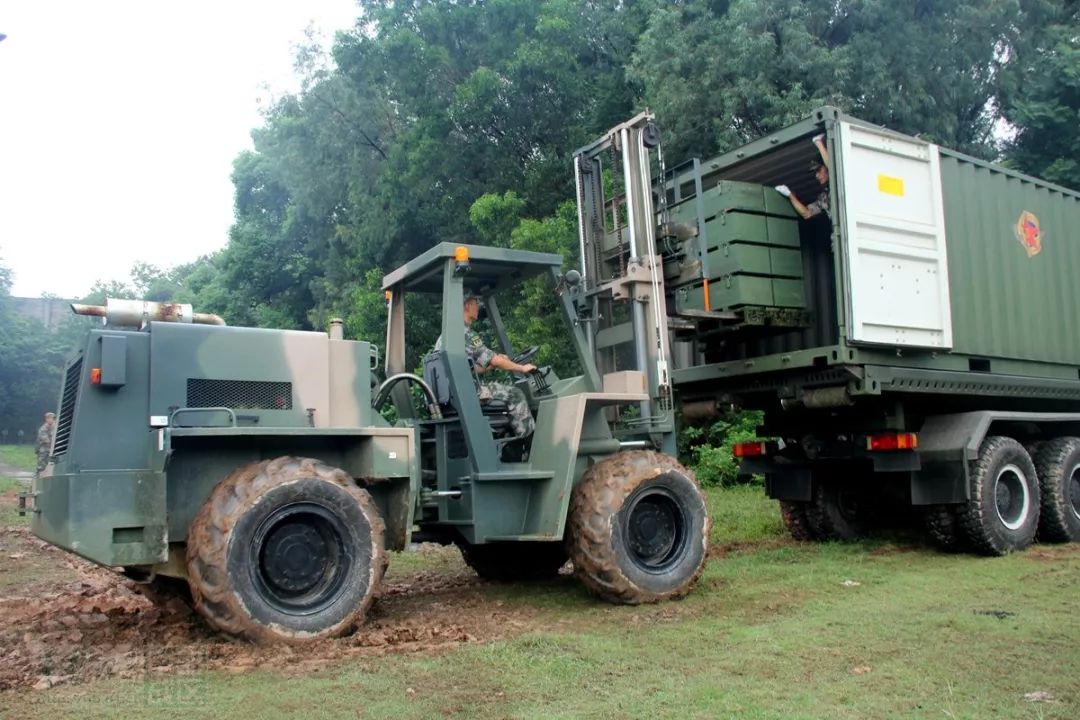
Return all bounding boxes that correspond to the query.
[568,450,709,604]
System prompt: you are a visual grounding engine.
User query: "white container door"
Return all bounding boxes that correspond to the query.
[836,121,953,349]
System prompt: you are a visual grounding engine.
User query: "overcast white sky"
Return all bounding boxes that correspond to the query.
[0,0,360,298]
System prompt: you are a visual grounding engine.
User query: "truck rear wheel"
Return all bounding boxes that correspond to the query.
[779,501,818,541]
[186,456,386,643]
[959,437,1040,555]
[1033,437,1080,542]
[567,450,709,604]
[805,478,871,541]
[923,504,965,551]
[458,540,568,581]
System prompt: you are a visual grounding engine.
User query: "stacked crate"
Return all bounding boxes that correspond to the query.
[665,180,807,317]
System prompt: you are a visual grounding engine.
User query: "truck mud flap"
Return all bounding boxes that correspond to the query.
[764,466,811,502]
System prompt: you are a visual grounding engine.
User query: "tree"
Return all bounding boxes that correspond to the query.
[999,2,1080,188]
[470,192,582,376]
[630,0,1018,161]
[209,0,642,334]
[0,261,79,439]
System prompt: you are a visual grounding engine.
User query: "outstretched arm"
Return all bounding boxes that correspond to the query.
[488,354,536,374]
[813,134,830,170]
[471,343,536,375]
[775,185,814,220]
[788,195,814,220]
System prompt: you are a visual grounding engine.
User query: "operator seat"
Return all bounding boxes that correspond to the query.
[422,352,512,434]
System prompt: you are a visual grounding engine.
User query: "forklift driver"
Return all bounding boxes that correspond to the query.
[434,293,537,438]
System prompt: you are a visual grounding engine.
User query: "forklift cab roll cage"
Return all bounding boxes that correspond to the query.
[381,243,603,472]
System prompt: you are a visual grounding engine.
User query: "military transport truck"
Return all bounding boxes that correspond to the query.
[573,107,1080,556]
[24,246,710,643]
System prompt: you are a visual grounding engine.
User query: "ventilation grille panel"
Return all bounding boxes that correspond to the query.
[53,357,83,456]
[186,379,293,410]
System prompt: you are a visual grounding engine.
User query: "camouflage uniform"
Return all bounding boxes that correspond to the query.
[435,328,535,438]
[36,416,55,478]
[806,188,829,218]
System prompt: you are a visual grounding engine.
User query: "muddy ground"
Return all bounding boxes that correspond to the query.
[0,487,570,694]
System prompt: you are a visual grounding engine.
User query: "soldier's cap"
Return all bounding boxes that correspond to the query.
[44,412,55,418]
[809,159,824,173]
[464,290,483,303]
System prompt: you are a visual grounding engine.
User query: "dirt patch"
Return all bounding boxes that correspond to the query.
[708,537,789,559]
[0,526,84,594]
[0,540,559,693]
[867,543,920,557]
[1024,545,1080,564]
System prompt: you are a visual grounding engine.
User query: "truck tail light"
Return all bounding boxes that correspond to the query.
[733,441,768,458]
[867,432,918,452]
[90,367,102,385]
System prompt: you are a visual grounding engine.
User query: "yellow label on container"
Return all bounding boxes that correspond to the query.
[878,174,905,196]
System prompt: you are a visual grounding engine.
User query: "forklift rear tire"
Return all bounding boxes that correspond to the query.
[458,540,568,581]
[1033,437,1080,542]
[958,436,1040,556]
[568,450,709,604]
[186,456,386,643]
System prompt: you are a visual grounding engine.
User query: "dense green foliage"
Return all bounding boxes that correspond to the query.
[632,0,1020,161]
[5,0,1078,461]
[999,0,1080,187]
[679,411,764,487]
[0,267,94,439]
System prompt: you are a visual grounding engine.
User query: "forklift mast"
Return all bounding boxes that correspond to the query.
[573,110,675,448]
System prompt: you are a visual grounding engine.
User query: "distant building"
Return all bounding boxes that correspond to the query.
[13,297,75,331]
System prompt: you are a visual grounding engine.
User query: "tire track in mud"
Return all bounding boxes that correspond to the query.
[0,537,550,693]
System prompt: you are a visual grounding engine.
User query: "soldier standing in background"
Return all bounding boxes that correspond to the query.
[35,412,55,479]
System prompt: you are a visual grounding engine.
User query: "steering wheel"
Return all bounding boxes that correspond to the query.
[509,345,540,365]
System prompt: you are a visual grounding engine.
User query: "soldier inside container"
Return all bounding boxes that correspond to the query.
[434,293,537,439]
[35,411,55,479]
[774,134,831,220]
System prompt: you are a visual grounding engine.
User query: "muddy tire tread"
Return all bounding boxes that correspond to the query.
[186,456,386,643]
[779,501,817,541]
[567,450,709,605]
[924,504,964,552]
[804,480,868,541]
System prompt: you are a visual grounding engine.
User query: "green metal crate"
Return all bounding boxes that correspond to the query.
[707,243,803,280]
[675,275,807,311]
[765,216,800,247]
[668,184,762,226]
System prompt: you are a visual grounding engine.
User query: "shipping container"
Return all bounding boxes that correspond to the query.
[573,107,1080,556]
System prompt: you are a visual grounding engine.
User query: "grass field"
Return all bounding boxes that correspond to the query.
[0,444,34,526]
[0,446,1077,719]
[0,444,36,472]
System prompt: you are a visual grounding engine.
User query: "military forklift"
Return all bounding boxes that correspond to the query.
[24,241,709,643]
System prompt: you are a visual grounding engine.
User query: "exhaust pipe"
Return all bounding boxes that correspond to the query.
[71,299,226,328]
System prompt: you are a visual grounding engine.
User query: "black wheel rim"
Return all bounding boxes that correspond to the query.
[836,489,862,522]
[250,502,351,616]
[1069,463,1080,522]
[994,464,1030,531]
[622,484,688,573]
